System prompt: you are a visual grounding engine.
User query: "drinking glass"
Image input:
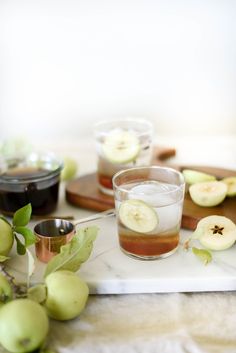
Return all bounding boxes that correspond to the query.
[94,118,153,195]
[112,166,185,260]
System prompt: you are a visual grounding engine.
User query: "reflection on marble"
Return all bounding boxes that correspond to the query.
[6,216,236,294]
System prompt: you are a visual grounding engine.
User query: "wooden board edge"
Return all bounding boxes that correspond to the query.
[65,190,114,212]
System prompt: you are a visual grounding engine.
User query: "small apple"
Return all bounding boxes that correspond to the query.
[0,274,13,308]
[60,157,78,181]
[45,270,89,321]
[0,218,14,256]
[0,298,49,353]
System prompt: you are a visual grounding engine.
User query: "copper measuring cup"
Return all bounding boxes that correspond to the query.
[34,209,115,263]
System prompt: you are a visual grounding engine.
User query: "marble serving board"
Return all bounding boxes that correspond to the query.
[7,217,236,295]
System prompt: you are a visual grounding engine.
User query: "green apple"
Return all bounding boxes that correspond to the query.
[0,298,49,353]
[61,157,78,181]
[0,218,14,256]
[0,274,13,308]
[189,181,227,207]
[119,199,158,233]
[182,169,216,185]
[222,177,236,197]
[102,130,141,164]
[45,270,89,321]
[193,215,236,251]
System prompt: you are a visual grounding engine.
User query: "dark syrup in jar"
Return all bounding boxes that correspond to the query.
[0,167,60,215]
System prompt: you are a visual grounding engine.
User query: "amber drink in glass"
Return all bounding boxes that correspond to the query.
[112,166,185,260]
[94,119,153,195]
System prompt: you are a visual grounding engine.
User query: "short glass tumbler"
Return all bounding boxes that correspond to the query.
[94,118,153,195]
[112,166,185,260]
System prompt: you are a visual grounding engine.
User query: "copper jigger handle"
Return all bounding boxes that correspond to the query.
[73,208,116,226]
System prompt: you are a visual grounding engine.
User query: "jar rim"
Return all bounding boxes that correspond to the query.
[0,152,63,185]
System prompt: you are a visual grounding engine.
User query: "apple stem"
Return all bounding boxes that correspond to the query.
[0,264,27,298]
[183,239,191,250]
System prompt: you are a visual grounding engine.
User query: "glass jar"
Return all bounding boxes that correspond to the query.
[0,152,63,215]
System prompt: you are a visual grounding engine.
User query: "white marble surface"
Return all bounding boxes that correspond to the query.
[2,135,236,353]
[8,216,236,295]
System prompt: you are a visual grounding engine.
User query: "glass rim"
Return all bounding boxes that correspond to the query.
[93,118,153,137]
[112,165,185,196]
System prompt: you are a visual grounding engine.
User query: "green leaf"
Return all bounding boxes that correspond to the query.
[15,226,37,247]
[15,235,26,255]
[44,226,98,278]
[28,284,47,304]
[13,203,32,227]
[0,255,10,262]
[192,247,212,265]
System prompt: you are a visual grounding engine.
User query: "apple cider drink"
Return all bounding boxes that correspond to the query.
[94,119,153,195]
[113,166,185,260]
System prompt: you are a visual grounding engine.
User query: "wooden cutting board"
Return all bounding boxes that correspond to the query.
[65,147,236,230]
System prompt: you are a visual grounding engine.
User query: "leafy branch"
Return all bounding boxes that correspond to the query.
[0,264,27,298]
[0,204,37,260]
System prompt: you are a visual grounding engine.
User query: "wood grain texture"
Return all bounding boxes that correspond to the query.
[65,146,236,230]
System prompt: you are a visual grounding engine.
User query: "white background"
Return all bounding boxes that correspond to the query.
[0,0,236,143]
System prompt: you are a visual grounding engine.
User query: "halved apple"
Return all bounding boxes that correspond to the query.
[189,181,227,207]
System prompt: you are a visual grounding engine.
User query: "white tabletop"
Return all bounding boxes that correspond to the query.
[2,135,236,353]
